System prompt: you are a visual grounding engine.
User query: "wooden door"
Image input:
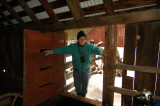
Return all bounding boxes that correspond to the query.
[24,29,67,106]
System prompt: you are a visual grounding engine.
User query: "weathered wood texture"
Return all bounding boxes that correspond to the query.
[40,0,59,24]
[122,23,137,106]
[155,22,160,96]
[24,29,66,106]
[63,92,102,106]
[109,86,160,101]
[135,22,160,94]
[32,9,160,31]
[111,63,160,74]
[66,0,84,20]
[103,25,117,106]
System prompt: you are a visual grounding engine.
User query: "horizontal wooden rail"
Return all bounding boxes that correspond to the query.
[108,86,160,101]
[108,86,141,97]
[110,63,160,74]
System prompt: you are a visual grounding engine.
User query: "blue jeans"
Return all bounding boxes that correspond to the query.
[73,68,90,97]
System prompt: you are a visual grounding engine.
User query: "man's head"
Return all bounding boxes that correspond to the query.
[77,31,86,46]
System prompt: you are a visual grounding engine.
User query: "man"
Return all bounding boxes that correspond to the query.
[44,31,107,97]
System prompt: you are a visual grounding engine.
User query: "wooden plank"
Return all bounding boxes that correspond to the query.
[157,0,160,8]
[103,0,114,15]
[31,9,160,31]
[4,0,156,21]
[103,25,117,106]
[122,23,136,106]
[0,0,27,26]
[62,92,102,106]
[66,0,84,20]
[24,29,53,50]
[155,22,160,96]
[52,32,66,96]
[134,23,144,97]
[40,0,59,24]
[109,86,160,101]
[114,0,156,10]
[17,0,41,26]
[24,84,53,106]
[141,22,157,92]
[110,63,160,74]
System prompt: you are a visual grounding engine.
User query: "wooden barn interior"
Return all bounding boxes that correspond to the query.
[0,0,160,106]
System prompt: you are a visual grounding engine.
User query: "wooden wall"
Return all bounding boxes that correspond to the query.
[0,28,23,77]
[0,28,23,94]
[122,21,160,105]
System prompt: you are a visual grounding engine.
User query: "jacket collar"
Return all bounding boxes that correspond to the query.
[77,42,87,47]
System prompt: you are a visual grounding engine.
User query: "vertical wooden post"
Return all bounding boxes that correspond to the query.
[122,23,137,106]
[103,25,117,106]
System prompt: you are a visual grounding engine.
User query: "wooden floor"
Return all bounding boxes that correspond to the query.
[38,92,101,106]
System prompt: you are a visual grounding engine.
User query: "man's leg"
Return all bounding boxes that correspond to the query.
[81,68,90,97]
[73,68,82,96]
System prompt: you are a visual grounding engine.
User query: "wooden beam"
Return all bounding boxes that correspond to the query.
[103,0,114,15]
[122,23,137,105]
[109,86,141,97]
[109,86,160,101]
[114,0,156,10]
[157,0,160,8]
[31,9,160,31]
[0,0,27,26]
[17,0,41,26]
[62,92,102,106]
[66,0,84,20]
[1,0,156,23]
[110,63,160,74]
[40,0,59,24]
[103,25,117,106]
[0,9,15,28]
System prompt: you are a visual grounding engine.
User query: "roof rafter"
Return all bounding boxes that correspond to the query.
[66,0,84,20]
[30,9,160,31]
[103,0,114,15]
[0,9,15,28]
[114,0,156,10]
[16,0,42,26]
[157,0,160,8]
[0,0,27,26]
[40,0,59,24]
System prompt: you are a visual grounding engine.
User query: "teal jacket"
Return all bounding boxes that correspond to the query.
[53,42,102,72]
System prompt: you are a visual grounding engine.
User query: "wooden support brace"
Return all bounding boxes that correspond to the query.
[108,86,160,101]
[110,63,160,74]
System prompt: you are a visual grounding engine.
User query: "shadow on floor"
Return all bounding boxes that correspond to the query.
[38,95,96,106]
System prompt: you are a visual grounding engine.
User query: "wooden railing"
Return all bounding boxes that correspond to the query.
[109,63,160,101]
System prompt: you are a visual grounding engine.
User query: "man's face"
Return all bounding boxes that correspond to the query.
[78,36,86,46]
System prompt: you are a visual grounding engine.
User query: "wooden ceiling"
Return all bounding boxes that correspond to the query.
[0,0,160,32]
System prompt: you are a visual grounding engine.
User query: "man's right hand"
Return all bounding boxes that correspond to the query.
[44,50,54,56]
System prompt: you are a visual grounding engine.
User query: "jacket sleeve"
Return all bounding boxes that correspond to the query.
[90,44,102,55]
[53,45,73,54]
